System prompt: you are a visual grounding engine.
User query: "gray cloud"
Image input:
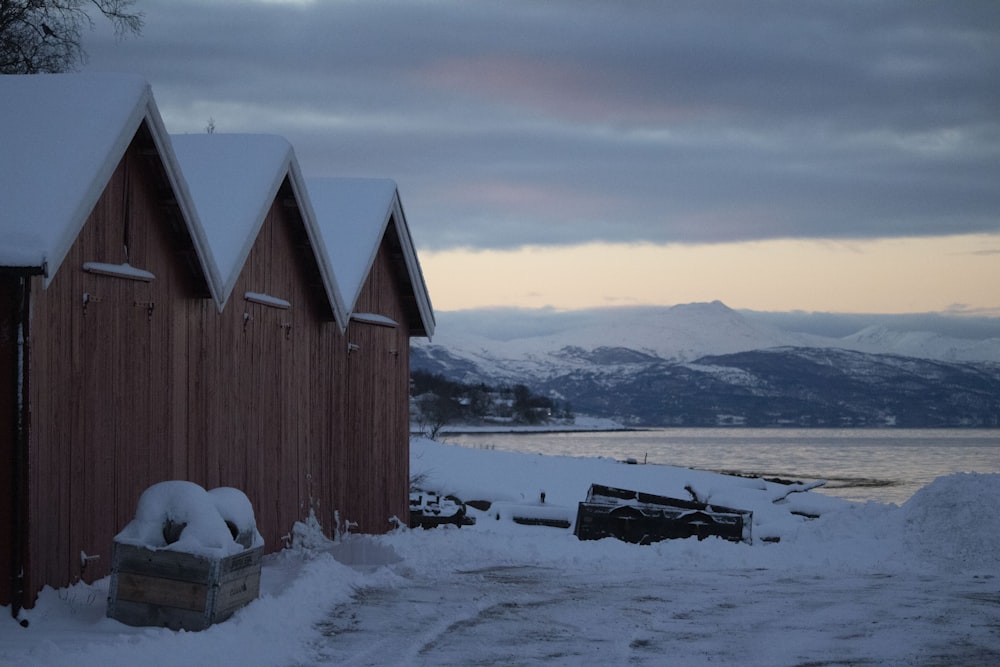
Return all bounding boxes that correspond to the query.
[433,306,1000,342]
[84,0,1000,250]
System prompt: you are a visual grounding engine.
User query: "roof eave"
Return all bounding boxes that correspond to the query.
[287,159,350,331]
[389,191,436,339]
[149,105,226,309]
[343,210,388,320]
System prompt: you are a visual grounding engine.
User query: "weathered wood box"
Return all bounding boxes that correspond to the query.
[574,484,753,545]
[107,542,263,631]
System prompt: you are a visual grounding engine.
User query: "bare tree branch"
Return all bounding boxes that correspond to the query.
[0,0,143,74]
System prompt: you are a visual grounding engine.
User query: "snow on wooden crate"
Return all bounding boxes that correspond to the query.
[574,483,752,545]
[107,481,264,631]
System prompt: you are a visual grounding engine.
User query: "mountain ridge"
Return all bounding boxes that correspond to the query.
[412,302,1000,427]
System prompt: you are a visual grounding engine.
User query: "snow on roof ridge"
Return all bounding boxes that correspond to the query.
[0,73,222,304]
[0,75,433,335]
[0,73,150,274]
[171,133,348,324]
[170,133,294,306]
[306,176,435,338]
[307,176,395,310]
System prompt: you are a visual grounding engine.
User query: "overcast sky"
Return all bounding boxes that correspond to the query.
[83,0,1000,316]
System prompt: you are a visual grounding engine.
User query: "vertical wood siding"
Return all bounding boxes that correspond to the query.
[11,141,420,608]
[184,198,415,542]
[338,229,413,532]
[24,124,200,601]
[185,179,338,550]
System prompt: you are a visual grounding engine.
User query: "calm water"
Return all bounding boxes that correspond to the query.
[443,428,1000,505]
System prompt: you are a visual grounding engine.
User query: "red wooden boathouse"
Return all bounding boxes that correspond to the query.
[0,75,434,618]
[307,177,435,533]
[0,74,220,617]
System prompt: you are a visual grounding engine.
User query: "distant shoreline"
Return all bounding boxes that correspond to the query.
[411,418,634,436]
[413,424,1000,435]
[419,427,640,435]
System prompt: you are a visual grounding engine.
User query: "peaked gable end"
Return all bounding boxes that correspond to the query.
[0,73,216,299]
[172,134,345,322]
[307,177,435,338]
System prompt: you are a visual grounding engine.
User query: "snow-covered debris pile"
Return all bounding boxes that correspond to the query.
[409,491,474,528]
[290,509,337,554]
[115,481,264,556]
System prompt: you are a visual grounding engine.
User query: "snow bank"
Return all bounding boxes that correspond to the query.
[2,548,370,667]
[902,472,1000,572]
[409,437,848,544]
[115,481,261,557]
[404,439,1000,577]
[4,441,1000,665]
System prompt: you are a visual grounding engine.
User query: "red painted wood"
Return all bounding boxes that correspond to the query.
[8,131,421,609]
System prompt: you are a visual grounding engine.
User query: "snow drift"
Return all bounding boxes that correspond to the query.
[2,441,998,666]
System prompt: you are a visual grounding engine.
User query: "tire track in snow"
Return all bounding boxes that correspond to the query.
[309,564,1000,666]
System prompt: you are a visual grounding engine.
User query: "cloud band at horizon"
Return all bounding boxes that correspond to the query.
[77,1,1000,318]
[420,232,1000,316]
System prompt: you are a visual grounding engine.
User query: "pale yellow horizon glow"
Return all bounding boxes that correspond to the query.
[420,233,1000,315]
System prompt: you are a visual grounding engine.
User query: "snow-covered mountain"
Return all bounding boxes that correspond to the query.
[417,301,1000,381]
[412,301,1000,427]
[839,325,1000,362]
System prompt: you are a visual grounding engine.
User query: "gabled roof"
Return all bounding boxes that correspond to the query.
[0,73,219,297]
[307,177,435,338]
[170,134,347,323]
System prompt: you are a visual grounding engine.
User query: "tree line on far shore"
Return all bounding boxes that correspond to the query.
[410,370,573,438]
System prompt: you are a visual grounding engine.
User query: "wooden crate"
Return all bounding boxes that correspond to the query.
[107,542,263,631]
[574,484,752,545]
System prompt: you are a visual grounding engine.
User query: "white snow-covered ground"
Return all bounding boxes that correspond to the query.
[3,437,999,666]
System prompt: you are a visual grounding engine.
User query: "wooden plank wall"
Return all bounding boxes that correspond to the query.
[24,125,199,600]
[15,142,418,606]
[184,195,414,542]
[338,231,413,533]
[184,179,344,550]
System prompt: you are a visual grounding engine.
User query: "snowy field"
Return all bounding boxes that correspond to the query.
[3,437,999,666]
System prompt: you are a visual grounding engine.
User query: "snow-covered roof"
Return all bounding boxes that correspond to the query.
[0,73,218,296]
[0,74,433,336]
[170,134,347,322]
[307,177,435,338]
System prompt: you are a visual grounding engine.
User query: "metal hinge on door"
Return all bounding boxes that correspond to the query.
[134,300,155,321]
[82,291,103,316]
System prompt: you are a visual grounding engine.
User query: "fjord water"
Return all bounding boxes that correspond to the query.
[445,428,1000,505]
